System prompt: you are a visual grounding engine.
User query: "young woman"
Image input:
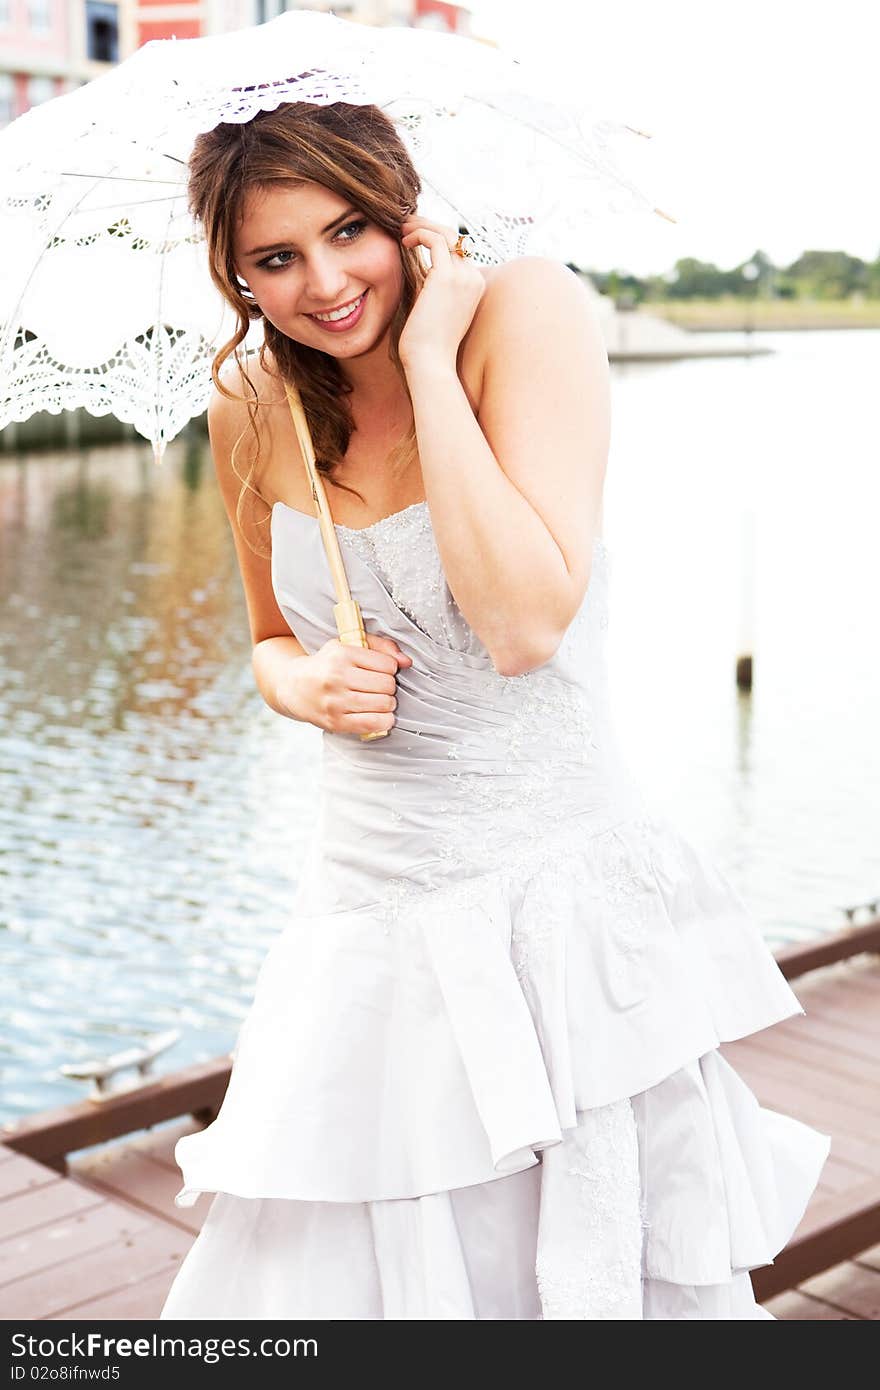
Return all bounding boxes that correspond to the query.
[160,101,829,1320]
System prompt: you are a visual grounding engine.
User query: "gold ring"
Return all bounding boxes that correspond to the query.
[452,233,472,259]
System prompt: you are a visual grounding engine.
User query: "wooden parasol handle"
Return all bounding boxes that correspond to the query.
[283,381,389,742]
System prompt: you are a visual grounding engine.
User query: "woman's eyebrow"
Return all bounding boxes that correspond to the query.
[244,207,360,257]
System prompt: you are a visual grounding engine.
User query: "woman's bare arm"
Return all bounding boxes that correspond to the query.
[404,258,609,676]
[207,383,313,720]
[207,379,409,735]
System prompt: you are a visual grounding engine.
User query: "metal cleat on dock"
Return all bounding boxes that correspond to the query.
[59,1029,181,1101]
[838,898,880,924]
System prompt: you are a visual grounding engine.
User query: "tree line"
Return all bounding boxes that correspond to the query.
[575,248,880,304]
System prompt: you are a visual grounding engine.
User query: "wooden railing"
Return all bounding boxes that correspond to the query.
[774,915,880,980]
[1,1057,231,1172]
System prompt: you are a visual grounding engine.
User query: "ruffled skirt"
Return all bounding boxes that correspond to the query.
[160,812,831,1320]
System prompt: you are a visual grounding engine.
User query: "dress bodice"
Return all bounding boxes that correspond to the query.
[271,497,610,670]
[269,497,643,911]
[332,501,490,657]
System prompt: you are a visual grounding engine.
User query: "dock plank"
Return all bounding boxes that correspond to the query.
[50,1267,179,1321]
[0,1151,60,1201]
[797,1261,880,1320]
[730,1028,879,1088]
[723,956,880,1303]
[3,1220,187,1320]
[69,1144,206,1236]
[0,1176,100,1243]
[814,1155,874,1197]
[0,1199,151,1286]
[719,1064,876,1171]
[123,1117,203,1170]
[763,1289,860,1319]
[728,1038,880,1117]
[762,1243,880,1318]
[766,1016,880,1067]
[724,1054,879,1145]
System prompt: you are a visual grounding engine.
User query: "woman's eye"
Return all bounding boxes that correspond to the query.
[260,250,295,271]
[336,219,367,242]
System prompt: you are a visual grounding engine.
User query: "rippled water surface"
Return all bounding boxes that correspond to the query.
[2,328,878,1121]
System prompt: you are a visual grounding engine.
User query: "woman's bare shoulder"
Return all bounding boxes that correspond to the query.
[207,348,310,514]
[206,352,280,496]
[209,348,286,425]
[464,258,592,362]
[464,258,603,384]
[477,256,591,313]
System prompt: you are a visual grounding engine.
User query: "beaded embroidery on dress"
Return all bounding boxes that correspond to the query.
[161,501,830,1321]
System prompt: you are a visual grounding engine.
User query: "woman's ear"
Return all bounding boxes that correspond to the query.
[234,273,262,318]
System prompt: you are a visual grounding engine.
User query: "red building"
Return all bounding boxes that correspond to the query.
[0,0,72,124]
[133,0,203,47]
[129,2,471,51]
[413,0,467,31]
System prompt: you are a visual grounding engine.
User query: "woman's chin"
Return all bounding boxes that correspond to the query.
[310,325,392,360]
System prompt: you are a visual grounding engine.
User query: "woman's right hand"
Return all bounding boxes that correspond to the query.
[279,634,412,736]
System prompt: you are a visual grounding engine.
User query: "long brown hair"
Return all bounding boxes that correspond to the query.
[187,102,428,555]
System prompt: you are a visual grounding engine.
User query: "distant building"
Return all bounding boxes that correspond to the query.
[0,0,126,126]
[131,1,470,47]
[233,3,468,35]
[132,0,201,46]
[0,1,70,124]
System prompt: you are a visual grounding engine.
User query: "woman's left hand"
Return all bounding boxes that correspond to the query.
[397,217,486,374]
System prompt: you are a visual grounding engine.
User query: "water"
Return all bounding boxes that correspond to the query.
[0,441,321,1124]
[1,328,878,1122]
[605,328,880,950]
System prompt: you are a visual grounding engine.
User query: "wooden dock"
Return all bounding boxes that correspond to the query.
[2,917,879,1321]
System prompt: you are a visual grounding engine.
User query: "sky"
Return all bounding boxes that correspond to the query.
[468,0,880,277]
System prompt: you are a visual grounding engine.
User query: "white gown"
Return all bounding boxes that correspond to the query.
[160,499,830,1320]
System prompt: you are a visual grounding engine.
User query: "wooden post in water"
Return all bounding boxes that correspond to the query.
[736,510,755,693]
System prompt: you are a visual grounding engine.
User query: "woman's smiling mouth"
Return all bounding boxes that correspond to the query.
[306,290,368,331]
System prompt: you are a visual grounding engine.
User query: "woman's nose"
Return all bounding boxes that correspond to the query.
[304,252,348,305]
